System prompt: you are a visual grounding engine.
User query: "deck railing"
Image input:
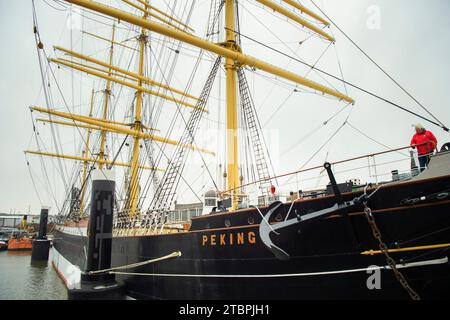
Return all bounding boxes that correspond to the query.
[221,143,430,202]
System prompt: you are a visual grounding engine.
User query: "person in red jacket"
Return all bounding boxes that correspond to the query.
[410,124,438,171]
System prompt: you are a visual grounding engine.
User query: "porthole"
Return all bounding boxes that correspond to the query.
[247,217,255,225]
[224,219,231,227]
[275,213,283,222]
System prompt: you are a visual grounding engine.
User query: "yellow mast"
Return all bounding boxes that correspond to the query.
[128,0,148,218]
[79,89,95,216]
[53,46,201,101]
[224,0,239,210]
[50,58,203,111]
[31,106,214,154]
[24,150,163,171]
[63,0,354,103]
[82,31,137,51]
[99,24,115,169]
[255,0,334,41]
[36,118,160,133]
[58,0,356,214]
[121,0,192,33]
[135,0,194,32]
[280,0,330,25]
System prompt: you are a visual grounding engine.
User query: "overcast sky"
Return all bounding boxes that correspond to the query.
[1,0,449,215]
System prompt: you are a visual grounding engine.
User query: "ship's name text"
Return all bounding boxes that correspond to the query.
[201,231,256,246]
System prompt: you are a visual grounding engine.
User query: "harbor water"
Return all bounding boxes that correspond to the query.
[0,250,67,300]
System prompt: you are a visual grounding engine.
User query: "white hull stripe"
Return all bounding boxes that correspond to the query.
[57,226,87,237]
[51,247,82,289]
[52,247,134,299]
[110,257,449,278]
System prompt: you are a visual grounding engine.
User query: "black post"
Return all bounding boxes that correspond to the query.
[31,207,51,263]
[324,162,344,204]
[67,169,125,300]
[37,207,49,239]
[324,164,360,248]
[85,176,114,276]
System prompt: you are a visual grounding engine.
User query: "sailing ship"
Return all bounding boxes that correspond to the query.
[26,0,450,299]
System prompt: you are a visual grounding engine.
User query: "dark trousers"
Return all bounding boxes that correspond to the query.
[418,153,431,172]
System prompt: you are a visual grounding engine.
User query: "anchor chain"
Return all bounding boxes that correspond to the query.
[362,201,421,300]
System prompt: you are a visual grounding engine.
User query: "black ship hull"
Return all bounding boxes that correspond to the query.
[52,172,450,299]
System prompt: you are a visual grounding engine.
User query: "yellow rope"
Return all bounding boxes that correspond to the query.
[361,243,450,256]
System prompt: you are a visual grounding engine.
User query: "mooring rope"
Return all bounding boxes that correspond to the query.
[105,257,448,278]
[86,251,181,275]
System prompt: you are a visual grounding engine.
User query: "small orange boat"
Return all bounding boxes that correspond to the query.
[7,237,33,251]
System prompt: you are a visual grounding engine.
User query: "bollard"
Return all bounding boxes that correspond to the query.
[31,207,51,263]
[67,169,125,300]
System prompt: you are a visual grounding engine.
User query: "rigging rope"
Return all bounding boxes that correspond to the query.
[331,34,348,96]
[32,0,122,219]
[32,1,65,211]
[25,156,44,206]
[310,0,447,131]
[239,4,331,112]
[281,102,351,156]
[140,2,195,199]
[298,119,348,171]
[285,107,353,184]
[226,27,449,132]
[135,1,204,212]
[244,0,326,41]
[262,90,294,128]
[346,122,409,157]
[149,23,219,190]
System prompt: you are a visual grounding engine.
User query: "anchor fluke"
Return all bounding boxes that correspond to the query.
[258,201,292,261]
[258,163,369,260]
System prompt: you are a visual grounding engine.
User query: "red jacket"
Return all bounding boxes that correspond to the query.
[410,130,438,155]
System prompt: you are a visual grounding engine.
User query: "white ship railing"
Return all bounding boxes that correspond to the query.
[221,143,431,202]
